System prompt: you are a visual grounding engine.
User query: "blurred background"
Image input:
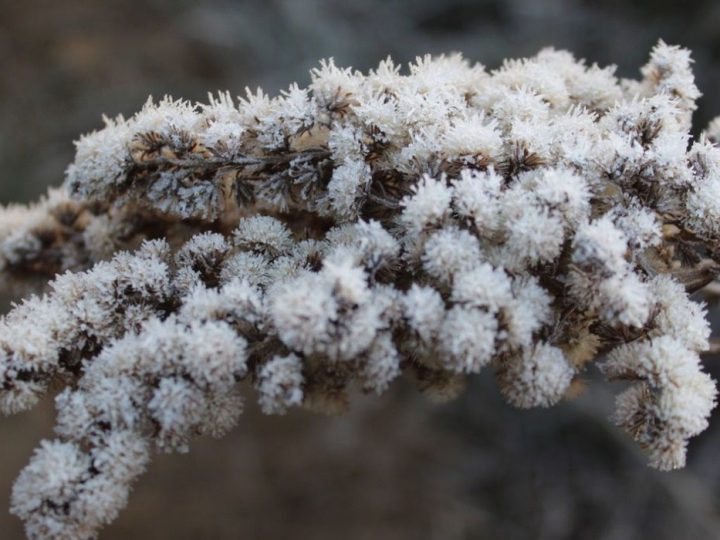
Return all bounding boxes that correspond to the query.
[3,1,720,538]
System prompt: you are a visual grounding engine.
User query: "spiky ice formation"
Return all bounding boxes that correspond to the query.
[2,40,720,539]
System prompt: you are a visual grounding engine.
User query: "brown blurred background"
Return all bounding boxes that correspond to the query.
[3,1,720,538]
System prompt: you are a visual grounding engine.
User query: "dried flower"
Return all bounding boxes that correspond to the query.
[2,40,720,539]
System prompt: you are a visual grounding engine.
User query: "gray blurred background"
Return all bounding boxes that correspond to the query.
[2,1,720,538]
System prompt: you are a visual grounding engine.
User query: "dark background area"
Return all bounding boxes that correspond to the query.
[2,1,720,538]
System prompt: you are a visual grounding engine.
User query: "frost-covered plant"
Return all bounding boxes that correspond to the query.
[2,40,720,539]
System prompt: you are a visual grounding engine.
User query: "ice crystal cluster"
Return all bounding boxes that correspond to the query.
[2,40,720,538]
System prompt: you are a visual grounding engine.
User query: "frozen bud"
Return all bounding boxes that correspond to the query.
[531,168,591,225]
[451,167,503,231]
[572,215,628,274]
[451,264,512,312]
[402,284,445,344]
[439,306,498,373]
[233,216,293,256]
[650,275,710,351]
[421,226,481,282]
[360,333,401,394]
[399,175,452,233]
[256,354,304,414]
[325,159,372,220]
[175,232,229,277]
[498,344,574,408]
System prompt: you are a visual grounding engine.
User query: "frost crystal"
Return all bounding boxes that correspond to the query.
[2,40,720,538]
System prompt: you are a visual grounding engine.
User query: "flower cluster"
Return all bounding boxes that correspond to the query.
[2,40,720,539]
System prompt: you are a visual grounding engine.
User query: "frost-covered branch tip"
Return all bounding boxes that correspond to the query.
[3,39,720,539]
